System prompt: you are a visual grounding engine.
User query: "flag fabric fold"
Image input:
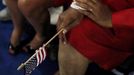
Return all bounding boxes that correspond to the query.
[22,29,64,75]
[24,47,46,75]
[36,47,46,66]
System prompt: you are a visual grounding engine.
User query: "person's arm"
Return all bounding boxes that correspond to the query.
[57,7,83,43]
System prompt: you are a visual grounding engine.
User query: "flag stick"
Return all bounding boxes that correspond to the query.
[17,29,64,70]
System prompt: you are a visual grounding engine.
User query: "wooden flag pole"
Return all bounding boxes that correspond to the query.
[17,29,64,71]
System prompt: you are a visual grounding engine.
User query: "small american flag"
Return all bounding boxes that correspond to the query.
[24,47,46,75]
[18,29,64,75]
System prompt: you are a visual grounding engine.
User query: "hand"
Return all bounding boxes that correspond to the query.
[57,7,83,43]
[75,0,112,28]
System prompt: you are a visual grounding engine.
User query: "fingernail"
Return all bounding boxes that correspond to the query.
[63,41,67,45]
[63,29,67,34]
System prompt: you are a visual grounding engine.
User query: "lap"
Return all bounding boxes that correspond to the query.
[58,40,90,75]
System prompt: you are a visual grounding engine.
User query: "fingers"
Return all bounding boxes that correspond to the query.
[62,29,68,44]
[74,0,103,19]
[91,0,98,4]
[75,0,102,12]
[57,14,64,31]
[78,9,95,20]
[75,0,96,15]
[76,0,95,9]
[57,14,64,41]
[59,29,68,44]
[56,8,83,44]
[56,13,69,44]
[75,0,98,4]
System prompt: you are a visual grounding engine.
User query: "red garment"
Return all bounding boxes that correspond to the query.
[66,0,134,70]
[52,0,72,7]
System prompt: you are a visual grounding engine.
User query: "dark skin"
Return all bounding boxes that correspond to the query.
[57,7,83,43]
[57,0,112,43]
[76,0,112,28]
[5,0,51,54]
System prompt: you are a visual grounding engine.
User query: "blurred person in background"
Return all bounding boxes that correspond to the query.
[0,0,10,21]
[5,0,71,55]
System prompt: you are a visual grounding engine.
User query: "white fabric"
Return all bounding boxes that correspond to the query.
[129,71,134,75]
[2,0,6,5]
[49,6,63,25]
[112,69,124,75]
[70,1,85,10]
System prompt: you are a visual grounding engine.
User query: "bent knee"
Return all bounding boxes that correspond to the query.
[18,0,35,16]
[59,41,90,63]
[18,0,49,17]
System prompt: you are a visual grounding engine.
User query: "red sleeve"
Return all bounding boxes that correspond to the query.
[128,0,134,6]
[112,8,134,34]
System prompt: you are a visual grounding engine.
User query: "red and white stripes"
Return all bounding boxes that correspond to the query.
[36,47,46,66]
